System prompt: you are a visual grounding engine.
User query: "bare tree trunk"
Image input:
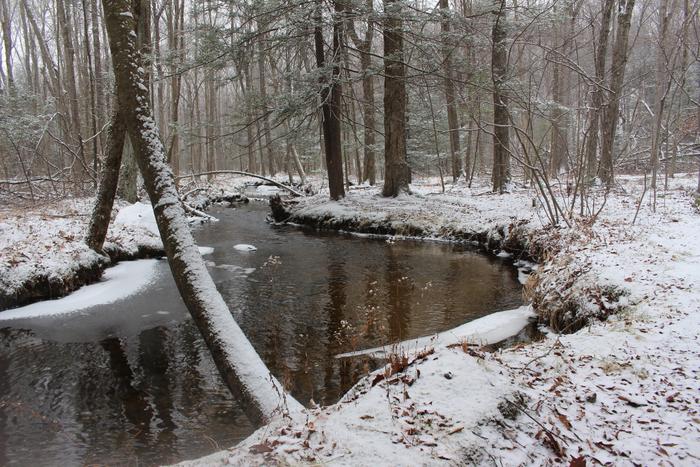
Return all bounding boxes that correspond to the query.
[102,0,301,424]
[205,75,216,179]
[18,0,33,96]
[347,0,376,185]
[584,0,614,181]
[491,0,510,193]
[86,107,126,252]
[241,67,258,174]
[440,0,462,181]
[166,0,184,175]
[599,0,636,188]
[315,0,345,200]
[91,0,104,147]
[381,0,411,197]
[82,0,99,184]
[57,0,87,180]
[549,15,565,176]
[257,39,275,176]
[0,0,14,92]
[650,0,672,208]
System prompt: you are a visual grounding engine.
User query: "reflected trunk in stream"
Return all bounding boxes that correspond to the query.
[0,204,524,465]
[385,247,411,342]
[323,251,349,406]
[100,337,153,438]
[138,327,176,452]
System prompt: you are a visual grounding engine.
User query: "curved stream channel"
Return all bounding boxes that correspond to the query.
[0,202,523,466]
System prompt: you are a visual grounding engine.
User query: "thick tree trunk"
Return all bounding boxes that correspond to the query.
[102,0,301,424]
[86,107,126,252]
[491,0,510,193]
[117,137,139,202]
[314,0,345,200]
[381,0,411,197]
[599,0,636,188]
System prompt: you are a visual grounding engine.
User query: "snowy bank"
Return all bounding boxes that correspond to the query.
[0,259,159,320]
[0,193,228,313]
[181,174,700,465]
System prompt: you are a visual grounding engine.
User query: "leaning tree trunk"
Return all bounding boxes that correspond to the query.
[85,106,126,252]
[381,0,411,197]
[101,0,302,424]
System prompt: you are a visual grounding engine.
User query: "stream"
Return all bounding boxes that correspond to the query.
[0,202,523,466]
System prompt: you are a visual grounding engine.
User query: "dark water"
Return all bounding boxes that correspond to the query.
[0,202,522,466]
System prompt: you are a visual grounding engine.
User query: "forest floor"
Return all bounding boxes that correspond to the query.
[1,174,699,465]
[184,173,700,466]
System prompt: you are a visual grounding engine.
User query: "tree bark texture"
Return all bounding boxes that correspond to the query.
[599,0,636,188]
[315,0,345,200]
[101,0,302,424]
[85,107,126,252]
[491,0,510,193]
[440,0,462,181]
[583,0,614,181]
[382,0,411,197]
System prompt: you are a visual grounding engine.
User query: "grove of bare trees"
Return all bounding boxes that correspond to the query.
[0,0,698,204]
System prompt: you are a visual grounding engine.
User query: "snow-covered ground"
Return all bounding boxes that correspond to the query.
[179,174,700,466]
[0,198,164,309]
[2,173,698,465]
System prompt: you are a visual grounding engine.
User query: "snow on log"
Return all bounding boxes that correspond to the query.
[335,305,535,359]
[176,170,306,197]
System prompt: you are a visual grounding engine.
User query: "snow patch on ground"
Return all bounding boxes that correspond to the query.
[0,259,159,320]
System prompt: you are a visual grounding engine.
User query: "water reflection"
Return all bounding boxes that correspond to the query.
[0,203,523,465]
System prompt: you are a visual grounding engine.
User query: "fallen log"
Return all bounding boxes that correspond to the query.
[176,170,306,197]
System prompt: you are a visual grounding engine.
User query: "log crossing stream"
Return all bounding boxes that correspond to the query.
[0,202,523,466]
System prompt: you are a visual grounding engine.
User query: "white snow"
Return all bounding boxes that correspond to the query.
[198,246,214,255]
[0,259,159,321]
[255,185,281,194]
[335,305,534,359]
[114,201,159,236]
[178,173,700,466]
[233,244,257,251]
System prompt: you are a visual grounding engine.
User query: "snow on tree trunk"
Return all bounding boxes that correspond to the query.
[85,106,126,253]
[101,0,302,424]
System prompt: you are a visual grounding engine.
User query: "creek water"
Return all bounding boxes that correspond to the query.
[0,202,523,466]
